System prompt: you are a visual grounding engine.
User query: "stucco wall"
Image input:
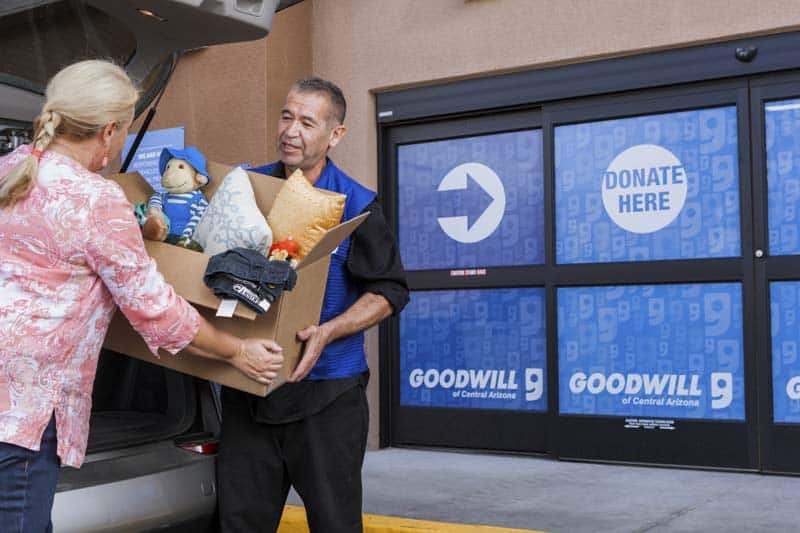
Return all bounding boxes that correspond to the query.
[308,0,800,448]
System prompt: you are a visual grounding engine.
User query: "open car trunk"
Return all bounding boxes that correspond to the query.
[88,349,218,453]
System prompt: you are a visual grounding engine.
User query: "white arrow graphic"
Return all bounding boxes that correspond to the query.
[437,162,506,244]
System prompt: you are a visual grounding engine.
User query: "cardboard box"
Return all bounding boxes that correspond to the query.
[102,161,366,396]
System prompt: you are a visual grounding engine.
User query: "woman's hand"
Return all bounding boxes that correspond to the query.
[185,318,283,385]
[232,339,284,385]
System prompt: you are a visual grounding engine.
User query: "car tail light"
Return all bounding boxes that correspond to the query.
[179,440,219,455]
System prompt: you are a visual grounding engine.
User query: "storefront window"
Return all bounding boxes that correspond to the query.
[555,106,741,263]
[400,288,546,412]
[558,282,745,421]
[769,281,800,423]
[397,129,544,270]
[765,98,800,255]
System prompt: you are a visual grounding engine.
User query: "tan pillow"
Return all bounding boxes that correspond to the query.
[267,169,345,260]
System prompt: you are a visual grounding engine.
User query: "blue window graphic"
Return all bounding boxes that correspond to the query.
[122,127,185,192]
[555,107,741,264]
[765,98,800,256]
[558,283,745,421]
[769,281,800,423]
[400,288,547,411]
[397,130,544,270]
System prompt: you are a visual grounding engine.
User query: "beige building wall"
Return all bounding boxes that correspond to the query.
[133,0,800,449]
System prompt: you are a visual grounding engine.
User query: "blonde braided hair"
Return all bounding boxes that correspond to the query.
[0,60,139,208]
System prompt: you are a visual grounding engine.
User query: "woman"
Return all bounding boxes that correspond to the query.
[0,60,283,531]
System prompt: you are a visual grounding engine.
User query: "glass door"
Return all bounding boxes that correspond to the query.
[546,80,759,469]
[751,73,800,473]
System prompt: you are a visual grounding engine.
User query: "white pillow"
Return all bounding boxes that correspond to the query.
[194,167,273,256]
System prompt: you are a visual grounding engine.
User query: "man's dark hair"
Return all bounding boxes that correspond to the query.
[291,77,347,125]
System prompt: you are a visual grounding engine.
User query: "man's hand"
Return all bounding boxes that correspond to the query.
[289,324,332,382]
[232,338,284,385]
[288,294,393,383]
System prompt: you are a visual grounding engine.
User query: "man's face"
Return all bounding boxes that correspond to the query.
[276,90,344,175]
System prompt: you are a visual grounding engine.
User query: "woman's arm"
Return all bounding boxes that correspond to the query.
[186,316,283,385]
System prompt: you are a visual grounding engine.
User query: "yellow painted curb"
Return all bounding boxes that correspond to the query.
[277,505,547,533]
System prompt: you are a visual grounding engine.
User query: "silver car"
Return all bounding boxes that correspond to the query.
[0,1,300,530]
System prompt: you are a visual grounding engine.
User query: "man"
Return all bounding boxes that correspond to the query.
[217,77,409,533]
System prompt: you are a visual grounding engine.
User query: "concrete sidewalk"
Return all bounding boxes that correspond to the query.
[289,448,800,532]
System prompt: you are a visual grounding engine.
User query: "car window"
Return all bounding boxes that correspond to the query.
[0,119,32,155]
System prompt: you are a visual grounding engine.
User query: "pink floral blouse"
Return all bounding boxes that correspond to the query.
[0,145,200,468]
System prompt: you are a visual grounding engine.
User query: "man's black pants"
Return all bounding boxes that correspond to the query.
[217,383,369,533]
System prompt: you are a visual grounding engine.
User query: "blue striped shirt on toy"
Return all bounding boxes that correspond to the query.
[148,191,208,238]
